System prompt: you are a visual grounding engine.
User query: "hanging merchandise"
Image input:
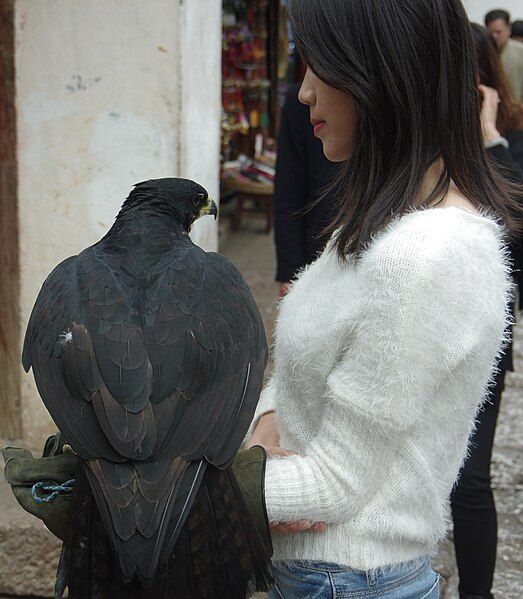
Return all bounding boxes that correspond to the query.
[221,0,272,161]
[220,0,282,230]
[260,111,270,129]
[249,109,260,129]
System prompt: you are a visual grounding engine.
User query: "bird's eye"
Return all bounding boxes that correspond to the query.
[194,192,206,206]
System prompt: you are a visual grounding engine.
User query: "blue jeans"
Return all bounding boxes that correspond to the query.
[268,556,441,598]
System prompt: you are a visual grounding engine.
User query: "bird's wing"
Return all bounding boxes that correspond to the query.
[144,244,268,466]
[22,255,122,460]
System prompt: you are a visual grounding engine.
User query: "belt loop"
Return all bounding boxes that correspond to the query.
[366,568,378,588]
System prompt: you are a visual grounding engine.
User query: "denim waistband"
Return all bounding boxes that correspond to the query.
[279,555,430,577]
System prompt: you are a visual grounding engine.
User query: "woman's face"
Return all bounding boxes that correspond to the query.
[298,67,356,162]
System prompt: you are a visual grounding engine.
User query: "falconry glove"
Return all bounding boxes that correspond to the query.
[3,434,272,555]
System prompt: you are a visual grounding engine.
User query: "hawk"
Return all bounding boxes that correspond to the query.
[22,178,272,598]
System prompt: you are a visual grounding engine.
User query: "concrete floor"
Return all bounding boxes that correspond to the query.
[220,218,523,599]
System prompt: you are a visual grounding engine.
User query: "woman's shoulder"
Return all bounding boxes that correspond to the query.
[376,203,504,250]
[360,204,508,281]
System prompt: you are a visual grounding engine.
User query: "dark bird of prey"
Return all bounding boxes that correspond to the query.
[22,178,272,598]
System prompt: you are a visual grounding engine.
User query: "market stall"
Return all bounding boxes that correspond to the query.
[220,0,300,233]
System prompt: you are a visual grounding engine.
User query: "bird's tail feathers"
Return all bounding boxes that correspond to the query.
[57,461,273,598]
[169,465,274,598]
[85,456,205,585]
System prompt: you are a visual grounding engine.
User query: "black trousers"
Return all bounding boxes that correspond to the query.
[450,364,506,598]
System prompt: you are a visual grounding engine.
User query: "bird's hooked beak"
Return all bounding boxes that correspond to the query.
[199,196,218,220]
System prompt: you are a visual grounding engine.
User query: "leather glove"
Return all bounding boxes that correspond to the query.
[3,434,272,556]
[2,432,77,540]
[231,444,272,556]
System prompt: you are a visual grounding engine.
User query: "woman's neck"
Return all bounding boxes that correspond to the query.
[416,159,473,211]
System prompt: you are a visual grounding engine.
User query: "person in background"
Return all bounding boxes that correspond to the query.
[274,84,338,296]
[485,9,523,101]
[474,22,523,304]
[449,24,523,599]
[512,20,523,43]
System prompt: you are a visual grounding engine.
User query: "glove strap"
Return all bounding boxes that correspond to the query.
[31,479,75,504]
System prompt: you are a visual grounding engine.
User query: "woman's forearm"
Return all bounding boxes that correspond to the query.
[245,411,279,448]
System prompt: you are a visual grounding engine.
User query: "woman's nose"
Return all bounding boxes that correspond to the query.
[298,85,314,106]
[298,68,316,106]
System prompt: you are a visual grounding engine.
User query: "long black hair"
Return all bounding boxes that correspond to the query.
[289,0,522,258]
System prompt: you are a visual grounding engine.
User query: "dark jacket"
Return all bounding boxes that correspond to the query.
[274,85,339,283]
[488,130,523,181]
[487,131,523,371]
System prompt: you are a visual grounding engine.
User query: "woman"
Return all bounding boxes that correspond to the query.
[448,24,523,599]
[473,23,523,178]
[246,1,522,598]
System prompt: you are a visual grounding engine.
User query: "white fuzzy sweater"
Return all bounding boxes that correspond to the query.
[250,207,513,570]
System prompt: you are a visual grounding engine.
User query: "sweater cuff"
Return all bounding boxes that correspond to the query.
[485,136,509,149]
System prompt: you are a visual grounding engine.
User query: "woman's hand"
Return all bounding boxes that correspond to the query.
[245,412,296,457]
[270,520,327,534]
[479,84,502,143]
[260,444,296,457]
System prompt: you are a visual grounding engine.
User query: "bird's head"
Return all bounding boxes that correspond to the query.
[121,178,218,231]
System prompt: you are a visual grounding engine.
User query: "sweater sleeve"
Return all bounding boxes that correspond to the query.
[264,216,511,523]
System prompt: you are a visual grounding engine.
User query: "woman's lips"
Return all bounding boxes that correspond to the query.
[313,121,326,136]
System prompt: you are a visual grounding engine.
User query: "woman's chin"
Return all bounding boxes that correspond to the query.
[322,143,350,163]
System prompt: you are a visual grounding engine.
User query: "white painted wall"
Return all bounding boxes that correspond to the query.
[179,0,222,251]
[15,0,221,446]
[464,0,522,24]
